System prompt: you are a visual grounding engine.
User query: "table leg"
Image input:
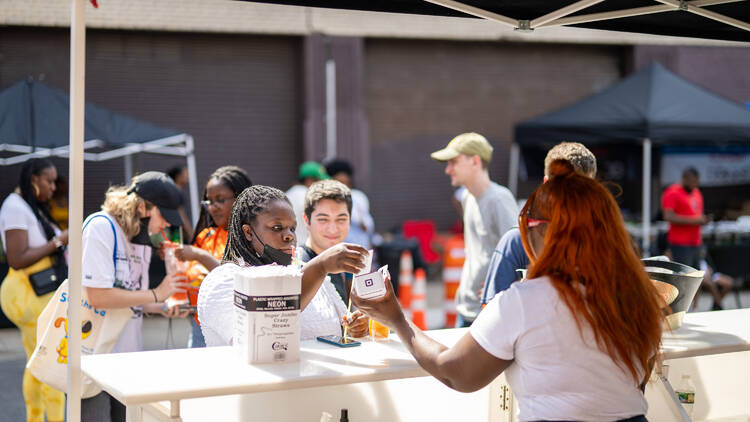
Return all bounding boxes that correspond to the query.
[657,364,692,422]
[126,405,143,422]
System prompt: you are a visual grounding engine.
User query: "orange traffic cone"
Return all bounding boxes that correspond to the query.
[411,268,427,330]
[398,250,413,319]
[443,235,465,328]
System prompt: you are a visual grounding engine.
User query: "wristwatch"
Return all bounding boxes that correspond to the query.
[52,237,64,249]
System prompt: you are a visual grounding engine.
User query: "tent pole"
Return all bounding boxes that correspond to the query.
[423,0,518,27]
[325,59,337,161]
[508,143,520,197]
[124,154,133,183]
[67,0,86,421]
[642,138,652,258]
[186,135,200,226]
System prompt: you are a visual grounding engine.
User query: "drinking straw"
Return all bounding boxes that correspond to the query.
[161,229,175,246]
[343,296,353,341]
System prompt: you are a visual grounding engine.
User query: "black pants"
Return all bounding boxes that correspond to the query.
[80,391,125,422]
[669,243,702,270]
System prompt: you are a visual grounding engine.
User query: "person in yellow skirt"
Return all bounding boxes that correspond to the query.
[174,166,252,347]
[0,158,68,422]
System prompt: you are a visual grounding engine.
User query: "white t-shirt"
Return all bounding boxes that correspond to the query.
[198,262,346,347]
[470,276,648,421]
[0,193,61,252]
[81,212,151,354]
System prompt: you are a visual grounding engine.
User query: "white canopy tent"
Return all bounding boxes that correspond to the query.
[0,135,200,222]
[0,80,200,222]
[63,0,750,421]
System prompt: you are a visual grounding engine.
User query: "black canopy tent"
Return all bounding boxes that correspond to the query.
[511,62,750,254]
[247,0,750,42]
[0,80,200,221]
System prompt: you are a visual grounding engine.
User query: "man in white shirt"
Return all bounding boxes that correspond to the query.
[431,133,517,327]
[285,161,329,247]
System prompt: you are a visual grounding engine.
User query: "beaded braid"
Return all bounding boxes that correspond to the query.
[222,185,291,266]
[190,166,253,244]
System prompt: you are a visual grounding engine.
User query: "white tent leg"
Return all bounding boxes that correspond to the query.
[186,135,200,226]
[68,0,86,421]
[124,153,133,183]
[325,59,337,161]
[642,138,652,258]
[508,143,520,197]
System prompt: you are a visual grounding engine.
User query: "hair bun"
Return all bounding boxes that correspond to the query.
[548,159,576,178]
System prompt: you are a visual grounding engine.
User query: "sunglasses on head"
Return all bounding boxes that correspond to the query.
[526,217,549,228]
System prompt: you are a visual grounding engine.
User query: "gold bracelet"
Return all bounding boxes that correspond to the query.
[151,289,158,303]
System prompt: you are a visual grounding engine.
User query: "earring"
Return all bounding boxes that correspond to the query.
[32,183,40,197]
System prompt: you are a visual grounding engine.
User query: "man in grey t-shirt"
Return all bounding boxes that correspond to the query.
[431,133,518,327]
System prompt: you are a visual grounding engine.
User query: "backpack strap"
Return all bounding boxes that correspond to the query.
[82,214,118,274]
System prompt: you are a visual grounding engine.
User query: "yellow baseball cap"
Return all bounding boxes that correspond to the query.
[430,132,493,163]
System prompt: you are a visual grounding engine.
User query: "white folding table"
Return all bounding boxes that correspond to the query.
[81,309,750,422]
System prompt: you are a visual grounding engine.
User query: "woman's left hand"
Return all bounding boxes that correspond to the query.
[342,310,369,338]
[350,272,406,330]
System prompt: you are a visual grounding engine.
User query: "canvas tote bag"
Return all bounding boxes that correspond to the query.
[27,215,133,398]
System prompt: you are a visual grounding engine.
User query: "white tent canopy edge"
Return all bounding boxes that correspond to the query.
[0,134,201,224]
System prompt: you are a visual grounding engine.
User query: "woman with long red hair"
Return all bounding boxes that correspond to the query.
[352,160,664,421]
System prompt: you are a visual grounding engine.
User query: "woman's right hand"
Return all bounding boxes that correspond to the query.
[154,272,189,302]
[316,243,369,275]
[350,272,406,330]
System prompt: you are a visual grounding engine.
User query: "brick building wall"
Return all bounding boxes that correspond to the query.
[2,25,749,234]
[0,27,302,217]
[365,39,623,231]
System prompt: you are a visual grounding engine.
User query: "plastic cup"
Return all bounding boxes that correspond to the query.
[164,246,189,307]
[369,318,389,340]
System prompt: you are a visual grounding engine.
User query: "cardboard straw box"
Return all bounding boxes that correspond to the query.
[233,265,301,364]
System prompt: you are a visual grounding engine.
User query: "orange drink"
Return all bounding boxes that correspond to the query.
[369,318,389,340]
[163,244,189,308]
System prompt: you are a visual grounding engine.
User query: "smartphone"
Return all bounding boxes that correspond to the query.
[316,335,361,348]
[178,304,197,313]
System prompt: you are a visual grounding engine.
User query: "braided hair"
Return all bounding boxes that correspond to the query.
[222,185,290,266]
[190,166,253,244]
[19,158,59,242]
[18,158,67,275]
